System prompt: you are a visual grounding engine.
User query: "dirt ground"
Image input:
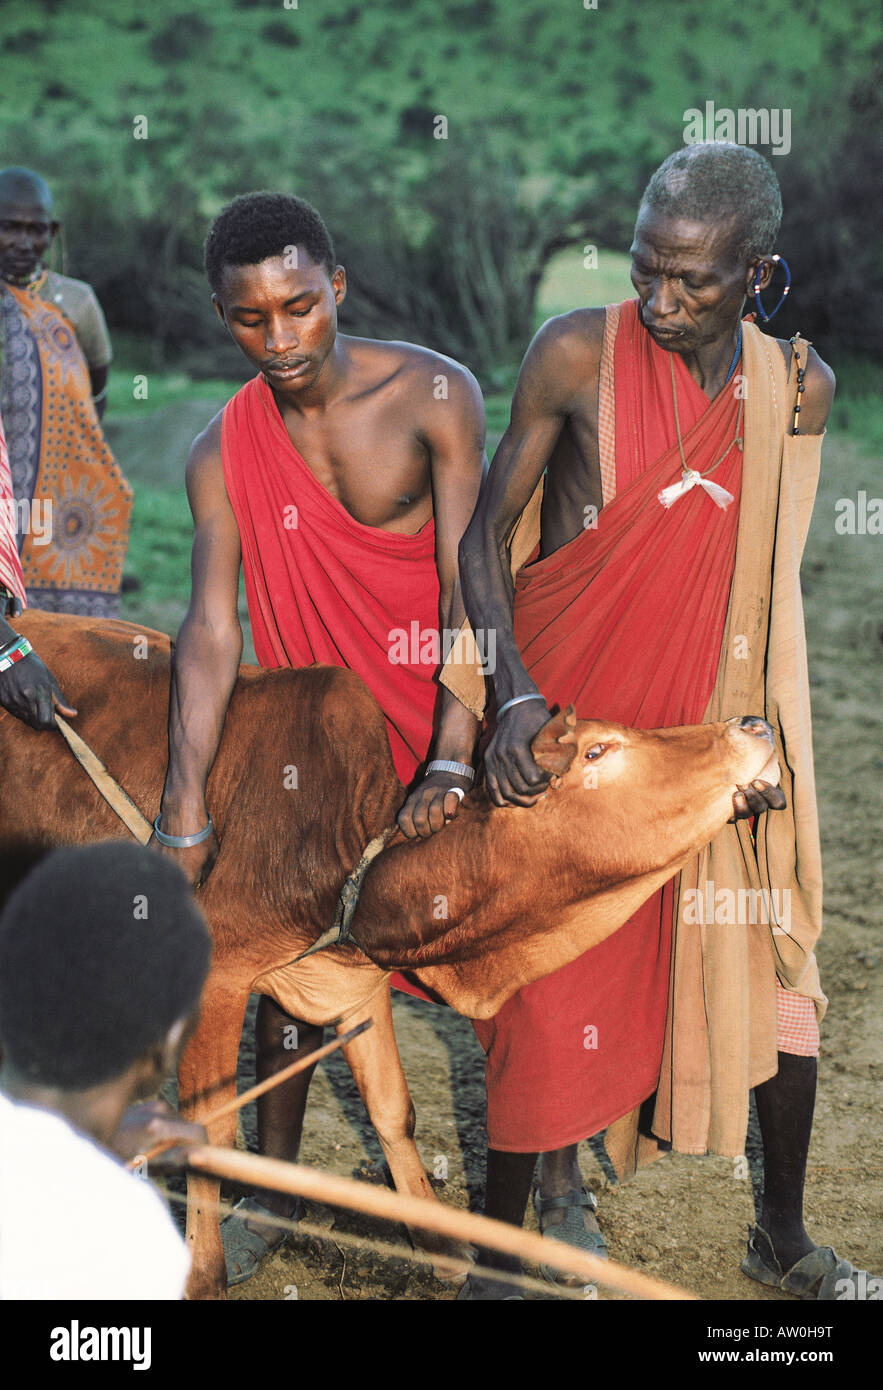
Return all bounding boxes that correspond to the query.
[174,433,880,1302]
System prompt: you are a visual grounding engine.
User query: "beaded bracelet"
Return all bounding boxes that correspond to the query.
[0,636,33,672]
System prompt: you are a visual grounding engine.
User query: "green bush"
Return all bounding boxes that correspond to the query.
[1,0,877,382]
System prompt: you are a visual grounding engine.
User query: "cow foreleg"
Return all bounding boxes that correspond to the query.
[338,983,472,1285]
[177,974,249,1300]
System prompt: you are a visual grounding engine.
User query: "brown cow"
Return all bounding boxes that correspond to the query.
[0,612,779,1297]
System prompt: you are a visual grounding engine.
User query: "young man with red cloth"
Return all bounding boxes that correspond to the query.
[455,144,869,1299]
[155,192,485,1283]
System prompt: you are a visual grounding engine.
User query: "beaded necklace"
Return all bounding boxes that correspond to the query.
[1,264,46,292]
[790,337,807,435]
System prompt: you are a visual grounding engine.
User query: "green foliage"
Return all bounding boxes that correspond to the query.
[827,358,883,456]
[0,0,878,379]
[771,62,882,361]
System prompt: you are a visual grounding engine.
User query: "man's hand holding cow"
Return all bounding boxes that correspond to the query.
[0,650,78,730]
[151,834,220,890]
[484,694,553,807]
[397,768,475,839]
[729,781,787,822]
[150,798,220,889]
[485,698,788,823]
[0,602,77,730]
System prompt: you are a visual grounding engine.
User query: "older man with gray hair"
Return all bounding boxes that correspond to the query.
[451,141,870,1300]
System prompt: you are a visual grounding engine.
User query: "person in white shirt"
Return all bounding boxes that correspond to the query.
[0,841,212,1300]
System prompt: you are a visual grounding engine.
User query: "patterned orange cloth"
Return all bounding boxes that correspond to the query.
[0,282,131,616]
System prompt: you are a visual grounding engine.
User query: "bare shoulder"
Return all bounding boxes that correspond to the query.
[352,338,486,447]
[526,308,605,382]
[532,307,605,360]
[185,410,224,484]
[184,410,234,518]
[365,337,483,404]
[512,308,605,415]
[774,337,836,434]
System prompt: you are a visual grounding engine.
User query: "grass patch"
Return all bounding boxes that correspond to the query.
[537,246,635,321]
[107,334,243,417]
[122,484,192,606]
[121,482,254,658]
[827,356,883,456]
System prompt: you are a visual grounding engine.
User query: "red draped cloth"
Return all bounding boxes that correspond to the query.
[222,373,441,785]
[222,373,445,1002]
[0,411,26,605]
[474,300,745,1151]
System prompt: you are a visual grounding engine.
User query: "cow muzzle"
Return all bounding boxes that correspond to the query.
[727,715,780,786]
[736,715,775,743]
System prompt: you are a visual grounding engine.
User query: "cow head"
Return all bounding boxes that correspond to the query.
[347,705,784,1015]
[526,706,780,884]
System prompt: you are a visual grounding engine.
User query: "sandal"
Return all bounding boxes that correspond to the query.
[456,1271,524,1300]
[533,1185,608,1285]
[223,1195,301,1287]
[742,1223,871,1300]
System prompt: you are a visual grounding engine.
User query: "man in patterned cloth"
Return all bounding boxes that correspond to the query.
[0,167,131,617]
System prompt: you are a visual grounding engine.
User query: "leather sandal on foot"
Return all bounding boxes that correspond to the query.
[533,1186,608,1285]
[455,1273,524,1300]
[223,1195,301,1287]
[741,1223,871,1301]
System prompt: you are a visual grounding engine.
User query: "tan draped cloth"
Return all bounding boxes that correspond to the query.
[442,318,826,1174]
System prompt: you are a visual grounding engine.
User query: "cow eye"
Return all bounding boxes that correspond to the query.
[584,743,606,761]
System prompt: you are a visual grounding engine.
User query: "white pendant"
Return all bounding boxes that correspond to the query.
[658,468,734,510]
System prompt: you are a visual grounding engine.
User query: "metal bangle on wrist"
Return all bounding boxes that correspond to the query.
[153,814,214,848]
[496,692,546,720]
[425,759,474,782]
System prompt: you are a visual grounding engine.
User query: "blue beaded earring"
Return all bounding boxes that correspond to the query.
[753,254,791,322]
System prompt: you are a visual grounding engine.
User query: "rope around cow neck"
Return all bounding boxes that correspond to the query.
[294,824,399,961]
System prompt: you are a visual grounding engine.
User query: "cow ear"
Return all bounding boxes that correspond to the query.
[531,705,579,775]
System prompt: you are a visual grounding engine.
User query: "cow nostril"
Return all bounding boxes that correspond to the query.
[739,716,774,739]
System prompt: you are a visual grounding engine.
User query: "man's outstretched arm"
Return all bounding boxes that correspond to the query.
[398,362,486,839]
[156,413,243,884]
[459,319,583,807]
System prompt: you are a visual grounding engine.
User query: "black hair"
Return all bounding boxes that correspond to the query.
[204,190,335,293]
[0,842,211,1089]
[640,143,782,262]
[0,166,54,212]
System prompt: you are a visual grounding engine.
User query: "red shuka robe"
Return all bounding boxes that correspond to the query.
[0,412,26,604]
[474,299,745,1151]
[221,373,441,786]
